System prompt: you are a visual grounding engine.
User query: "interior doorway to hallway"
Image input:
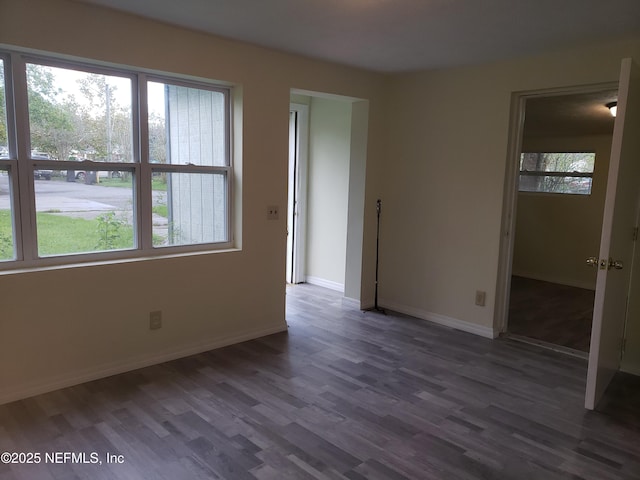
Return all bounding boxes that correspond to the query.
[286,91,369,309]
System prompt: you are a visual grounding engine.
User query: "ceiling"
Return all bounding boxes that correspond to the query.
[75,0,632,136]
[76,0,640,73]
[524,90,619,138]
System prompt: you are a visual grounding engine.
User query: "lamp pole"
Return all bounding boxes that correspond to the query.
[373,198,385,314]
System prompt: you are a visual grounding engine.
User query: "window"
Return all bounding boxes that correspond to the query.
[147,80,230,247]
[27,62,136,256]
[519,152,595,195]
[0,50,232,267]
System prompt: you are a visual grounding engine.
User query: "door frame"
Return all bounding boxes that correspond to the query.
[286,103,309,284]
[495,81,619,335]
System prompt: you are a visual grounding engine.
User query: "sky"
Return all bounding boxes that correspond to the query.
[41,63,166,117]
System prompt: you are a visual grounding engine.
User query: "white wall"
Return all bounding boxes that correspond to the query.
[305,97,352,291]
[513,135,612,290]
[0,0,387,404]
[344,101,369,302]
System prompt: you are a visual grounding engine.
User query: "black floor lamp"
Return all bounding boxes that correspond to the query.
[371,198,385,314]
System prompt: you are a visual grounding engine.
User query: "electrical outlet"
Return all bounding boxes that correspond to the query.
[475,290,486,307]
[150,310,162,330]
[267,205,279,220]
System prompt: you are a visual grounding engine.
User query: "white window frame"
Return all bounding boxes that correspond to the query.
[143,75,232,250]
[0,53,23,263]
[0,49,234,270]
[518,151,596,196]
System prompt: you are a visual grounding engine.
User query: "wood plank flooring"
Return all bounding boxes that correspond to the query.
[1,284,639,479]
[508,276,595,352]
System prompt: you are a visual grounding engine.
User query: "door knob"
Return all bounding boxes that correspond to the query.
[586,256,598,267]
[586,256,623,270]
[608,258,623,270]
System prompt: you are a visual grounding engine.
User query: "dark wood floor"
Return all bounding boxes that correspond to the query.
[508,276,595,352]
[1,284,639,479]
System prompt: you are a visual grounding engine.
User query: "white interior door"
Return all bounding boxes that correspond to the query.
[585,58,640,410]
[286,111,296,283]
[286,104,309,284]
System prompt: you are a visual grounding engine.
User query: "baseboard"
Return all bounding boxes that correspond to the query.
[359,297,375,311]
[379,298,498,339]
[305,275,345,293]
[341,296,360,309]
[620,363,640,377]
[512,271,596,291]
[0,323,288,406]
[504,333,588,359]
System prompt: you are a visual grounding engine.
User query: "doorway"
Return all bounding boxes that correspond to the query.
[498,85,618,354]
[497,59,640,411]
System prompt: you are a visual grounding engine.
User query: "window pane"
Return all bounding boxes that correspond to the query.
[0,168,15,261]
[34,170,135,256]
[26,63,134,163]
[519,152,595,195]
[520,152,595,173]
[0,62,15,261]
[519,175,592,195]
[0,59,7,158]
[152,172,227,247]
[148,81,227,166]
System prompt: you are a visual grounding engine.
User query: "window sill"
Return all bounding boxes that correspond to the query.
[0,247,242,276]
[518,191,592,197]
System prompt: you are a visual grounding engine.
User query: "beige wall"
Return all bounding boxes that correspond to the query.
[0,0,387,403]
[305,97,352,290]
[380,38,640,341]
[513,135,612,290]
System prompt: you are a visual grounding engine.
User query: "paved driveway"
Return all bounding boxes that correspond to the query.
[0,174,167,229]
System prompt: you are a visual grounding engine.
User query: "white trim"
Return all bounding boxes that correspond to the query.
[511,271,596,291]
[305,275,345,293]
[286,110,296,283]
[504,333,588,359]
[292,103,309,284]
[360,298,375,311]
[341,295,360,309]
[380,299,498,339]
[0,323,287,406]
[0,48,235,271]
[620,363,640,377]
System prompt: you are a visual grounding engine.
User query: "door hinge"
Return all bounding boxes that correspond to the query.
[633,227,639,241]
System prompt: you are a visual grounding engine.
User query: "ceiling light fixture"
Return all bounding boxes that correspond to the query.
[606,101,617,117]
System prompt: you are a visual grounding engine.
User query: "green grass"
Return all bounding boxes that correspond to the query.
[0,211,13,260]
[152,179,168,191]
[0,210,134,259]
[152,205,168,217]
